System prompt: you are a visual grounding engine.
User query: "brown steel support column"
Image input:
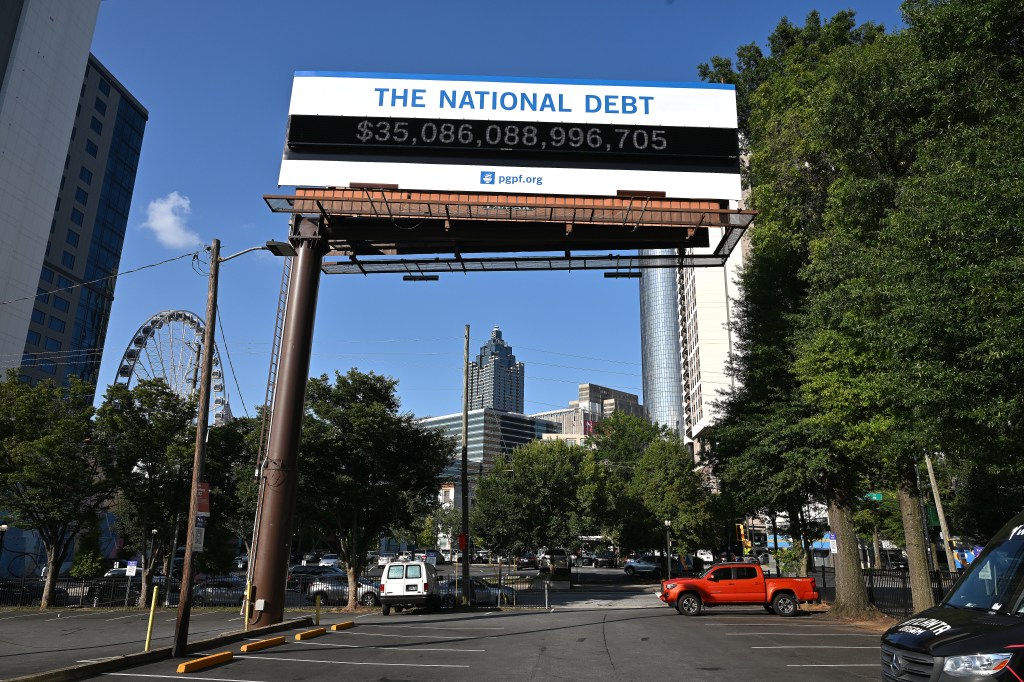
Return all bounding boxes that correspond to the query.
[249,230,325,627]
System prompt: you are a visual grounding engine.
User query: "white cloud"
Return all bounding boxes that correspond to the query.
[140,192,201,248]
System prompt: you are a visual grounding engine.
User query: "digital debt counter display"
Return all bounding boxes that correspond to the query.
[279,72,741,200]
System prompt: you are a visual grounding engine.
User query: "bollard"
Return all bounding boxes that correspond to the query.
[545,581,549,609]
[315,593,321,626]
[145,586,159,652]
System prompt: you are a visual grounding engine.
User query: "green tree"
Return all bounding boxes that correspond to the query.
[474,440,607,556]
[96,379,196,607]
[0,373,112,607]
[300,369,454,608]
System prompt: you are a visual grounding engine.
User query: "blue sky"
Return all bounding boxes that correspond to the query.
[90,0,905,420]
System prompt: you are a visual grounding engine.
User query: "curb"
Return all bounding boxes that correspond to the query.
[7,616,314,682]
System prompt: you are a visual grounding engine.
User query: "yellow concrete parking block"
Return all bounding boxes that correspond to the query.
[240,635,286,652]
[176,651,232,673]
[295,627,327,641]
[330,621,355,631]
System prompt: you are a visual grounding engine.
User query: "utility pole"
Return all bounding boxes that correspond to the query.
[461,325,470,605]
[172,238,219,657]
[924,453,957,572]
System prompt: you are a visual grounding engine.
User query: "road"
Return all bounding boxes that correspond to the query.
[0,570,884,681]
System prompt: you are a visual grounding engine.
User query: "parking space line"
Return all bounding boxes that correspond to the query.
[752,645,878,649]
[105,614,143,621]
[236,654,469,668]
[294,640,485,653]
[337,631,468,639]
[360,624,504,630]
[104,673,268,681]
[787,663,880,668]
[707,622,861,627]
[727,632,880,636]
[0,611,53,621]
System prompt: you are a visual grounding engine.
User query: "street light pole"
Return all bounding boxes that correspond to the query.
[172,238,220,657]
[0,523,8,561]
[665,520,672,578]
[172,238,297,655]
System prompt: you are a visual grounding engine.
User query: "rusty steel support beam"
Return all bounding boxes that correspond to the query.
[249,226,325,628]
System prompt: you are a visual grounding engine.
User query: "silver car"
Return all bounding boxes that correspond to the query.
[192,578,245,607]
[306,575,380,607]
[438,577,515,607]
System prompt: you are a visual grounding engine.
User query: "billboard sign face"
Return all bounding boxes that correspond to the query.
[280,72,741,200]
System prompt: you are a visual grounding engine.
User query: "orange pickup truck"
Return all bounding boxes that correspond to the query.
[659,562,819,616]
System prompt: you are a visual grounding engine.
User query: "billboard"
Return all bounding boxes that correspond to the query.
[279,72,741,200]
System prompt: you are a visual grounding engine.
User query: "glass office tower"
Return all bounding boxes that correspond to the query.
[468,326,525,413]
[639,248,684,432]
[19,55,147,396]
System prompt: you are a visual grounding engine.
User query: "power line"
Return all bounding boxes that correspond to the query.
[0,250,200,306]
[216,303,250,419]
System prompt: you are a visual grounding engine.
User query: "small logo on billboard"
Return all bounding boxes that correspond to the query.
[480,171,495,185]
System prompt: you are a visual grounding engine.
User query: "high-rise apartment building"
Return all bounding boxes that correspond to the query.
[638,248,685,432]
[18,54,147,394]
[681,228,749,456]
[0,0,101,379]
[468,326,525,413]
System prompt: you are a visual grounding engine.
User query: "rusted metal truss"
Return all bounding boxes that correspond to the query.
[264,188,755,275]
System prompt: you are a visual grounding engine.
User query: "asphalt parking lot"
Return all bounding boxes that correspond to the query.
[48,597,884,681]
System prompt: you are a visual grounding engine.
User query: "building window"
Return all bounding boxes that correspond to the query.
[31,309,45,325]
[76,102,81,117]
[64,154,70,169]
[57,276,73,289]
[48,317,66,333]
[60,176,65,190]
[53,296,70,313]
[45,241,51,256]
[26,330,41,346]
[66,230,80,247]
[70,208,84,226]
[75,188,88,205]
[40,267,54,283]
[61,251,75,269]
[70,126,76,141]
[79,166,93,185]
[90,116,103,134]
[85,140,98,157]
[36,287,49,304]
[94,97,107,115]
[39,359,57,375]
[98,78,111,96]
[44,337,61,352]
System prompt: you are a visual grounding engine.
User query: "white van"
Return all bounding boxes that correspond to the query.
[379,560,440,615]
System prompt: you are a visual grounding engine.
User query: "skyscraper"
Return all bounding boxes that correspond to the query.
[18,54,147,394]
[638,248,684,432]
[468,326,525,413]
[0,0,101,379]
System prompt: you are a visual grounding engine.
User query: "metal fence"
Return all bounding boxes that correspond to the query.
[806,567,963,619]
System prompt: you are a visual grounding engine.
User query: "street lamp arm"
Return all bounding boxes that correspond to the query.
[218,240,296,263]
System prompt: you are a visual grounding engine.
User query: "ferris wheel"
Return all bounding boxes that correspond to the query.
[114,310,231,425]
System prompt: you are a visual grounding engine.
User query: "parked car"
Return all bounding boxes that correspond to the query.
[574,552,595,567]
[438,576,515,607]
[306,575,381,607]
[318,553,341,568]
[286,564,345,592]
[0,580,68,607]
[88,575,142,607]
[519,552,539,569]
[540,548,569,574]
[192,578,246,607]
[593,551,616,568]
[624,555,684,578]
[379,561,440,615]
[660,562,819,616]
[377,552,396,568]
[233,554,248,571]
